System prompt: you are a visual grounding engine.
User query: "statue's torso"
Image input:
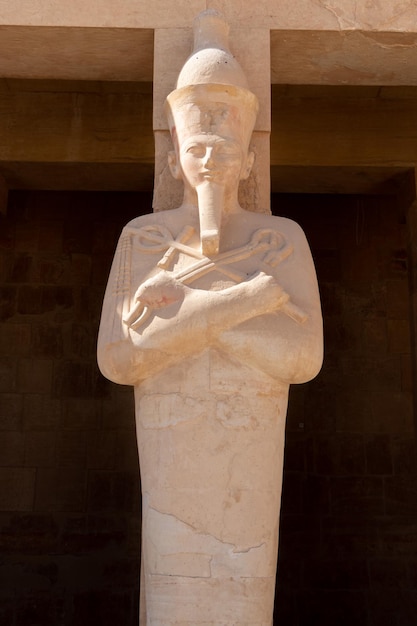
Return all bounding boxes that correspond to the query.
[135,348,288,626]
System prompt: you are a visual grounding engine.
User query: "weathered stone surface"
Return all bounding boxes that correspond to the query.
[99,11,323,624]
[0,187,415,624]
[3,82,417,195]
[0,86,153,163]
[0,0,416,615]
[271,30,417,86]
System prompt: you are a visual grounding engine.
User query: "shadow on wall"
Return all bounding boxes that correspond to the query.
[275,193,417,626]
[0,191,149,626]
[0,190,416,625]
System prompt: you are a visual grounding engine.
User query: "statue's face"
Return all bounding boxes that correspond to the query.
[178,133,246,192]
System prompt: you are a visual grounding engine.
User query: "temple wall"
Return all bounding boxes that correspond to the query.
[0,1,416,623]
[0,189,415,625]
[0,191,144,625]
[1,0,417,30]
[1,1,417,86]
[276,192,416,625]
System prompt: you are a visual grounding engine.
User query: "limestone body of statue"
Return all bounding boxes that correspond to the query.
[98,10,323,625]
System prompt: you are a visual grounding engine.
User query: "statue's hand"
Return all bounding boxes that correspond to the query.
[249,271,290,311]
[134,271,186,309]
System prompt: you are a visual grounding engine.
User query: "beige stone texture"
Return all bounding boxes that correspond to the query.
[0,26,154,81]
[0,85,153,163]
[153,130,184,211]
[271,30,417,86]
[153,130,270,214]
[208,0,417,30]
[2,0,417,30]
[2,25,417,86]
[0,0,205,28]
[2,1,417,86]
[153,28,194,131]
[98,203,322,622]
[271,91,417,167]
[153,27,270,132]
[3,81,417,195]
[153,17,270,214]
[98,10,323,623]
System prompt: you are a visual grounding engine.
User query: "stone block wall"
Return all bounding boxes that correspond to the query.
[0,191,145,626]
[0,190,415,625]
[275,194,416,626]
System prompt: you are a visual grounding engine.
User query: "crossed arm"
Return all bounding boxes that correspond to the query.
[97,266,292,386]
[97,221,323,387]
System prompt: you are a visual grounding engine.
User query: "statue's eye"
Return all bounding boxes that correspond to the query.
[219,148,238,156]
[216,143,240,157]
[185,145,205,157]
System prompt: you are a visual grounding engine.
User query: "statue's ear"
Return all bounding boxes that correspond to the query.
[241,150,255,180]
[168,151,182,180]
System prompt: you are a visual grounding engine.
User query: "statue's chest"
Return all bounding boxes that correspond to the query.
[143,222,292,292]
[171,249,258,292]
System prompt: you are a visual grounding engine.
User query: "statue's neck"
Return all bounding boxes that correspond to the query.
[182,186,243,216]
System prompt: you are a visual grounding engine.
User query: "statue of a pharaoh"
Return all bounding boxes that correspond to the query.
[98,10,323,625]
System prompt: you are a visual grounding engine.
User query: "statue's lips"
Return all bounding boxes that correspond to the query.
[201,171,221,181]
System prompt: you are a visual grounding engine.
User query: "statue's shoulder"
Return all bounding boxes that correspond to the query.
[273,215,307,239]
[248,212,308,242]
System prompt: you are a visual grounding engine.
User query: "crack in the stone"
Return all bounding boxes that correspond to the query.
[148,504,267,554]
[313,0,417,31]
[375,2,416,30]
[359,31,417,50]
[233,542,266,555]
[311,0,353,29]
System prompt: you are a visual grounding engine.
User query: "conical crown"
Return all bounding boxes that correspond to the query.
[165,10,258,150]
[176,9,249,90]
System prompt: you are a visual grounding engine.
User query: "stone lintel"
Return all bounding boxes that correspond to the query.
[0,25,154,82]
[2,84,417,194]
[271,30,417,86]
[0,86,153,164]
[272,91,417,168]
[1,22,417,86]
[1,0,417,31]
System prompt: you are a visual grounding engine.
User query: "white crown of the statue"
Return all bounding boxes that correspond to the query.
[165,10,259,148]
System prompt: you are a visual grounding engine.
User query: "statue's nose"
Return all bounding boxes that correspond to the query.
[202,147,215,167]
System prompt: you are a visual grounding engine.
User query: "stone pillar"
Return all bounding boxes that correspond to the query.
[152,21,271,214]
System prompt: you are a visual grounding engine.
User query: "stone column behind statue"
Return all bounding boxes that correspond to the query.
[98,10,323,625]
